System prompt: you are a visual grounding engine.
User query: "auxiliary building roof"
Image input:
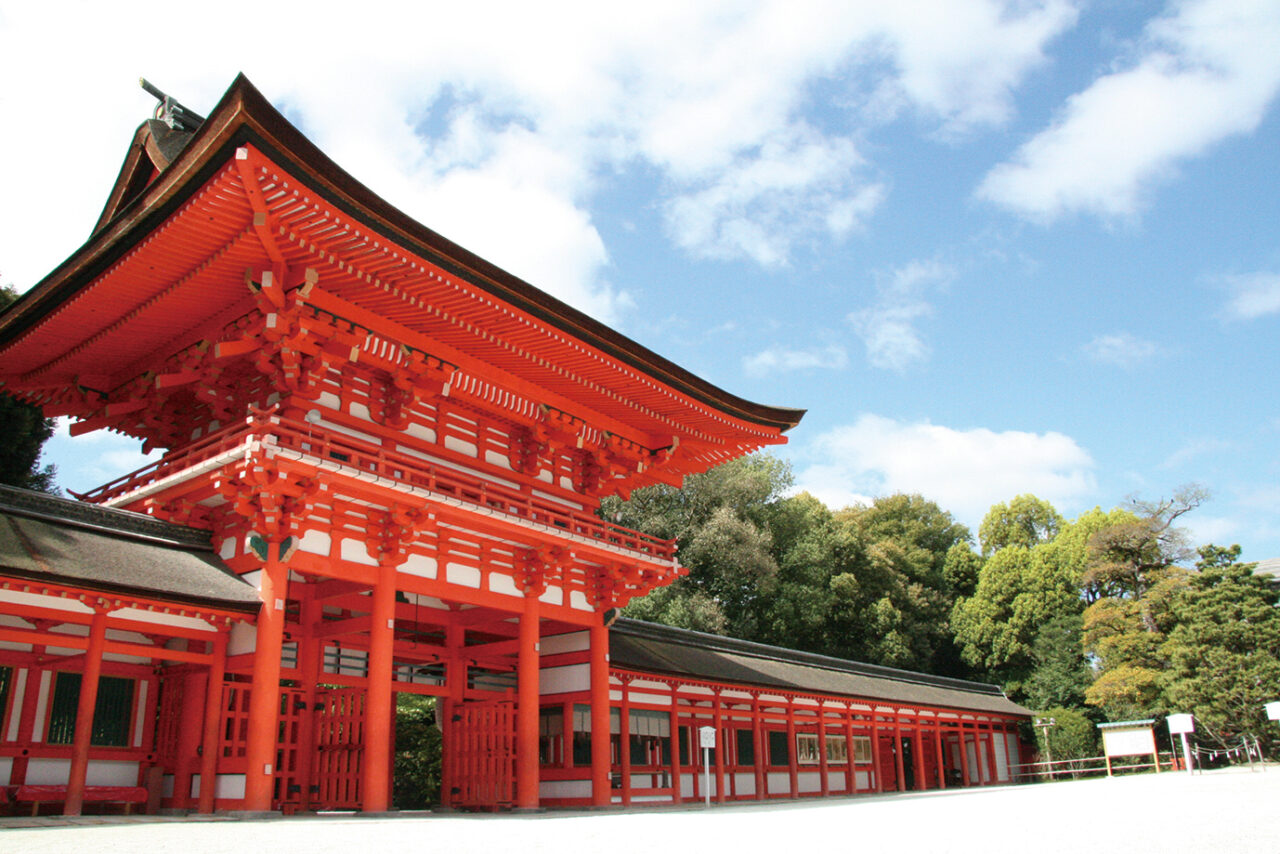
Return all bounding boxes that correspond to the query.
[0,485,260,612]
[610,618,1031,717]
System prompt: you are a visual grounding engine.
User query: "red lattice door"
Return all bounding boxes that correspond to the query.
[447,701,516,810]
[313,687,366,809]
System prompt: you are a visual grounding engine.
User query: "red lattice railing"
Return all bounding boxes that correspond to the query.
[77,414,678,561]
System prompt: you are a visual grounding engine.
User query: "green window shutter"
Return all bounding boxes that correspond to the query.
[46,673,135,747]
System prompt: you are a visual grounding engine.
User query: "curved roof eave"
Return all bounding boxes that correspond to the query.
[0,74,805,435]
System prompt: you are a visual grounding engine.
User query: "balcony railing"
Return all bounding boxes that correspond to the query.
[76,414,678,561]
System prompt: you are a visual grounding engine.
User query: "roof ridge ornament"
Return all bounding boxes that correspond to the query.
[139,77,205,132]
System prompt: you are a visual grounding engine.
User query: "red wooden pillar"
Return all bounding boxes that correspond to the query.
[893,713,905,792]
[64,607,109,815]
[362,560,396,812]
[958,723,972,786]
[515,590,541,809]
[713,689,725,803]
[620,681,632,805]
[244,544,287,811]
[843,707,855,794]
[440,620,464,808]
[817,702,829,797]
[913,718,926,791]
[751,694,765,800]
[8,657,44,786]
[984,724,998,784]
[934,721,946,789]
[589,619,610,806]
[785,699,798,798]
[668,683,682,804]
[1003,723,1016,783]
[198,629,229,814]
[871,713,883,793]
[293,589,322,810]
[173,663,208,807]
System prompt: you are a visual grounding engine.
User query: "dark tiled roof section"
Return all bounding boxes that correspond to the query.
[0,485,260,611]
[610,618,1030,717]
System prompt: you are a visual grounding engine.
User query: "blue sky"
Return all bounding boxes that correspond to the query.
[3,1,1279,559]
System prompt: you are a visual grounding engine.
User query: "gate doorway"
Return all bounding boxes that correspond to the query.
[312,687,366,810]
[445,700,516,810]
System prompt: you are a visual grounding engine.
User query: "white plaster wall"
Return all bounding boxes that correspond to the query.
[189,774,247,799]
[797,771,822,793]
[541,631,588,655]
[5,669,27,740]
[993,732,1010,781]
[300,529,332,556]
[228,621,257,656]
[109,608,218,632]
[767,771,791,794]
[400,553,437,579]
[541,779,591,799]
[733,772,756,796]
[25,758,71,784]
[541,664,589,694]
[0,589,94,614]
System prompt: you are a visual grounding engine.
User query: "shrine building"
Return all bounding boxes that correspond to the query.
[0,76,1029,816]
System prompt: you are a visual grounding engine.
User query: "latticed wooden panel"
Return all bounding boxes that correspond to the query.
[313,687,366,810]
[448,701,516,810]
[218,682,251,770]
[153,674,185,765]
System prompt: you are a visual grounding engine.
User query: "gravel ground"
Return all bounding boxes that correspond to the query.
[5,766,1277,854]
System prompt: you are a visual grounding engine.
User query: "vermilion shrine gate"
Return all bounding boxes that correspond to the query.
[0,76,1028,816]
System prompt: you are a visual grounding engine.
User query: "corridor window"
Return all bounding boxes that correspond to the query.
[46,673,135,747]
[851,735,873,763]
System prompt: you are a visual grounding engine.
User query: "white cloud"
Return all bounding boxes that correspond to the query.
[849,259,953,371]
[743,344,849,377]
[978,0,1280,220]
[1159,438,1233,470]
[1082,332,1161,367]
[794,414,1096,529]
[0,1,1078,311]
[1217,271,1280,320]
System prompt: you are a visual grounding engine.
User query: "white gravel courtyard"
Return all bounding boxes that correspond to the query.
[5,766,1277,854]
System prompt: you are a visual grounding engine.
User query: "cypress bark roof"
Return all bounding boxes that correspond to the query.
[0,485,259,612]
[611,618,1031,717]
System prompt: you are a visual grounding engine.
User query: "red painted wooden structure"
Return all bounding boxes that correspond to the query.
[0,76,1027,816]
[0,75,801,814]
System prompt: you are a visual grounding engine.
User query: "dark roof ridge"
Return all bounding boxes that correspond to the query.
[612,617,1007,697]
[0,484,212,551]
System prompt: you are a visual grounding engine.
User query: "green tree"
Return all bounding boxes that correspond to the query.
[1035,706,1099,764]
[1162,547,1280,753]
[605,454,791,636]
[979,494,1063,556]
[0,285,58,493]
[1022,613,1092,711]
[394,694,442,808]
[951,541,1082,692]
[1081,487,1204,719]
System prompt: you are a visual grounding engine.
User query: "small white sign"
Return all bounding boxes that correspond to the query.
[1266,701,1280,721]
[1167,713,1195,734]
[699,725,716,748]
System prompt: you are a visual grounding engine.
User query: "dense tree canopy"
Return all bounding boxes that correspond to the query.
[606,465,1273,757]
[0,285,57,493]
